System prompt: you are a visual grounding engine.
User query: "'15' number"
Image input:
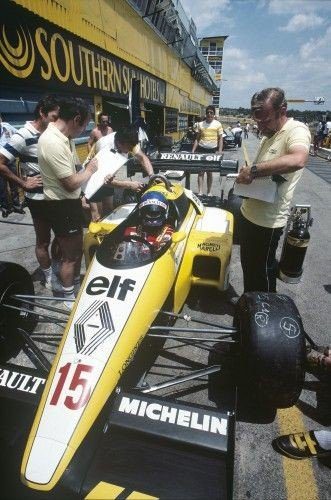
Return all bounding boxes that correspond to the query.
[50,363,93,410]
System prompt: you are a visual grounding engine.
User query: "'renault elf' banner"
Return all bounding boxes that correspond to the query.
[0,2,166,105]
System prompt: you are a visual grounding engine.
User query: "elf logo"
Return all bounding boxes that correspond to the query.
[86,275,136,301]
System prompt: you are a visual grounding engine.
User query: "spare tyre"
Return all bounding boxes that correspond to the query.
[234,291,305,408]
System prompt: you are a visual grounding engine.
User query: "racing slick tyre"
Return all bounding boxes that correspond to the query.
[235,292,306,408]
[226,188,242,244]
[0,261,36,360]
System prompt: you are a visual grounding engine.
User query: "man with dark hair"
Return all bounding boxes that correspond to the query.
[86,124,153,220]
[236,87,311,293]
[38,97,98,308]
[0,113,22,217]
[0,95,59,285]
[192,105,223,196]
[88,112,113,153]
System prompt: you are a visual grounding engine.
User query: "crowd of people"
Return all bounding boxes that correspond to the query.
[0,88,329,460]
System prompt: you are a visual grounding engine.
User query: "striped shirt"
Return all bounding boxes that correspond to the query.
[0,121,43,200]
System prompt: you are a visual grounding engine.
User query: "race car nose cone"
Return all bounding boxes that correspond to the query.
[24,436,67,485]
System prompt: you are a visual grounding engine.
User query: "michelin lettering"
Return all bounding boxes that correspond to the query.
[118,396,228,435]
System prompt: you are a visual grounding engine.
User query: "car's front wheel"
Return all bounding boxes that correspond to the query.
[235,292,306,408]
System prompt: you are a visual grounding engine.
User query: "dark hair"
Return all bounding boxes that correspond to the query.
[57,97,90,124]
[206,105,216,114]
[33,95,59,119]
[115,125,138,147]
[251,87,287,110]
[98,112,109,123]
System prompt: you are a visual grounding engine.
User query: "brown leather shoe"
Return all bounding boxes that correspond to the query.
[273,431,331,459]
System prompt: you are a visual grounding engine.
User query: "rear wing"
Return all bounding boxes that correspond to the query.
[128,152,239,188]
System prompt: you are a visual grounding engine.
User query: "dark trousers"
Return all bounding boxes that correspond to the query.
[239,212,284,293]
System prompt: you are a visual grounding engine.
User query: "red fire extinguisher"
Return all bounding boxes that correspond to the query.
[279,205,313,283]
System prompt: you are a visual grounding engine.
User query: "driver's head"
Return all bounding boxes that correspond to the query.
[139,191,169,232]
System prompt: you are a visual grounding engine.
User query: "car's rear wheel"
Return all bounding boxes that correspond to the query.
[0,262,36,360]
[235,292,305,408]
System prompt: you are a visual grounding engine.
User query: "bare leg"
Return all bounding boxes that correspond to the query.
[206,172,213,195]
[56,232,83,288]
[33,217,52,269]
[89,201,102,222]
[198,172,205,195]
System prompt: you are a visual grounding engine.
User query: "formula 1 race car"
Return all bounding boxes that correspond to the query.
[0,174,306,499]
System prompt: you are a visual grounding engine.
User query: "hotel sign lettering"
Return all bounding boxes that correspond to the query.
[0,3,165,105]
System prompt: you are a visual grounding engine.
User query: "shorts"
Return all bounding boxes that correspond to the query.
[45,199,83,237]
[196,146,218,154]
[25,198,49,221]
[88,185,114,203]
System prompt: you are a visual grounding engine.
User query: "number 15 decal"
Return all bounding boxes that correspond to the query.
[50,363,93,410]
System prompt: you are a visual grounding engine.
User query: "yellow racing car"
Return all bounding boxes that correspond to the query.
[0,174,306,498]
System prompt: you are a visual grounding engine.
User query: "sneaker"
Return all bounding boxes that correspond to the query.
[1,208,11,218]
[229,296,239,306]
[64,300,75,311]
[43,275,63,293]
[273,431,331,460]
[12,204,26,214]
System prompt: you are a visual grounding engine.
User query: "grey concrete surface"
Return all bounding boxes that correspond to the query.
[0,132,330,499]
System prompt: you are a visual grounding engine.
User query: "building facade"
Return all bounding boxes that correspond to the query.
[199,36,228,113]
[0,0,217,158]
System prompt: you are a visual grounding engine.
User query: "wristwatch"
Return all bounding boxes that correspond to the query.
[250,164,258,179]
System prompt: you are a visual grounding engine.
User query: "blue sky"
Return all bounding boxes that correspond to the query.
[181,0,331,111]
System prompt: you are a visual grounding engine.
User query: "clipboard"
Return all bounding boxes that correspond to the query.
[233,144,277,203]
[83,148,128,200]
[233,177,277,203]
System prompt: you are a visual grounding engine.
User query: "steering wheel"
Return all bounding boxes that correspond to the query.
[147,174,172,192]
[122,234,154,253]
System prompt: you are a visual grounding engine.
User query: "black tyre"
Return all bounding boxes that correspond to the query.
[226,188,242,244]
[0,262,36,360]
[235,292,305,408]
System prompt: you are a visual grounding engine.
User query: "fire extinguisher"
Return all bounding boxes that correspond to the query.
[279,204,313,283]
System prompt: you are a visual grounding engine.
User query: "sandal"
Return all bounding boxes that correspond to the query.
[273,431,331,459]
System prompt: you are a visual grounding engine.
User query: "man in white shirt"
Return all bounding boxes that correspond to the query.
[0,97,59,284]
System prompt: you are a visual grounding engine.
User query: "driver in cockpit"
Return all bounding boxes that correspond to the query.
[127,190,174,248]
[113,191,174,263]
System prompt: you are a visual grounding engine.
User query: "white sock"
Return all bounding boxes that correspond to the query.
[62,285,75,307]
[42,266,52,281]
[314,430,331,450]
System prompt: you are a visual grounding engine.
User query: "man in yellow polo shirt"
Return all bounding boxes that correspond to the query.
[192,105,223,196]
[236,87,311,293]
[38,97,97,308]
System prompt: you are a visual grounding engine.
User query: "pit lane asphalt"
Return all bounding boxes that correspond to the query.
[0,133,330,500]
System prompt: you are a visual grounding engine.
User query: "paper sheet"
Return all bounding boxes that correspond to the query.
[233,177,277,203]
[83,148,128,200]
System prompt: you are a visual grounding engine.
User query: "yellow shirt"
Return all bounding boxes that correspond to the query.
[38,123,80,200]
[241,118,311,228]
[195,119,223,149]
